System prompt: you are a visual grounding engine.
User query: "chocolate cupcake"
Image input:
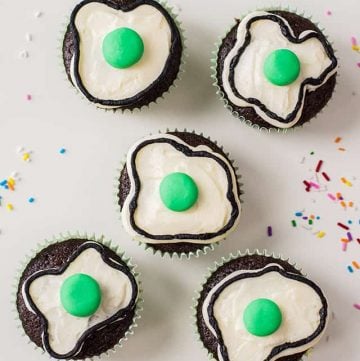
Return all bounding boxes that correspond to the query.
[215,10,338,131]
[118,131,242,257]
[195,251,328,361]
[63,0,183,110]
[16,236,140,360]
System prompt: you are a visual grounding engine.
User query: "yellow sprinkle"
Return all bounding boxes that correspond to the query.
[341,177,353,187]
[352,45,360,51]
[22,153,30,161]
[6,203,14,211]
[317,231,326,239]
[7,178,15,186]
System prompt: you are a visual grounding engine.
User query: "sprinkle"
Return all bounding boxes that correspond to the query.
[267,226,273,237]
[348,266,354,273]
[348,220,353,225]
[295,212,303,217]
[19,50,29,59]
[354,304,360,310]
[343,242,348,252]
[303,216,308,220]
[341,201,347,209]
[357,62,360,68]
[351,37,357,46]
[22,153,31,162]
[327,193,336,201]
[6,203,14,211]
[338,147,346,152]
[34,10,43,18]
[309,219,313,225]
[25,33,33,42]
[322,172,331,181]
[26,94,32,101]
[291,220,297,227]
[341,177,352,187]
[317,231,326,238]
[334,136,342,143]
[357,239,360,244]
[16,146,24,154]
[310,181,320,189]
[347,232,353,241]
[349,202,354,207]
[337,192,343,200]
[59,148,66,154]
[315,160,323,173]
[352,261,360,269]
[338,222,350,230]
[28,197,35,203]
[341,238,350,243]
[325,10,332,16]
[310,151,315,155]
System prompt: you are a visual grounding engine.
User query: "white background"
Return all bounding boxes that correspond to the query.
[0,0,359,360]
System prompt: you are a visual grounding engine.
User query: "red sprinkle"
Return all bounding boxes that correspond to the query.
[338,222,350,230]
[322,172,331,181]
[316,160,323,173]
[357,239,360,244]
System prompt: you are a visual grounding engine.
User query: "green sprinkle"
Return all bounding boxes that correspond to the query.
[291,220,297,227]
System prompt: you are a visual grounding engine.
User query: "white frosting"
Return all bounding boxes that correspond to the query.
[70,2,172,108]
[202,265,327,361]
[23,244,134,357]
[121,134,241,244]
[221,11,337,129]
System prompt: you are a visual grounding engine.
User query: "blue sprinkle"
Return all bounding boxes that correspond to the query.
[59,148,66,154]
[348,266,354,273]
[348,220,353,225]
[316,216,321,220]
[295,212,303,217]
[28,197,35,203]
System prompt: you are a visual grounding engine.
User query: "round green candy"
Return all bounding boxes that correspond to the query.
[243,298,282,337]
[60,273,102,317]
[263,49,301,86]
[160,172,199,212]
[102,27,144,69]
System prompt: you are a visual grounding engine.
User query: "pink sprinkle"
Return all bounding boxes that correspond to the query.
[327,193,336,201]
[26,94,32,101]
[357,62,360,68]
[326,10,332,16]
[342,242,348,252]
[310,182,320,189]
[351,36,357,46]
[354,304,360,310]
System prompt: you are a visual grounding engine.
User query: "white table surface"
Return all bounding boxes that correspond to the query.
[1,0,359,360]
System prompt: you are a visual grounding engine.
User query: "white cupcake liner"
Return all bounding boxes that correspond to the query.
[191,249,314,361]
[59,0,187,113]
[211,6,339,134]
[12,232,143,361]
[115,128,244,259]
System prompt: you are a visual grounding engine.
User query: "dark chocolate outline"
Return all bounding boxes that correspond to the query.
[22,241,138,360]
[69,0,182,107]
[225,13,338,124]
[206,265,328,361]
[126,136,240,242]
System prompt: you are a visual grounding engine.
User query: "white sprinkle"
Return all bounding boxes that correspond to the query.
[19,50,29,59]
[34,10,43,18]
[25,33,33,42]
[16,146,24,153]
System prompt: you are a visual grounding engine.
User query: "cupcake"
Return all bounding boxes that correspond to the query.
[195,251,328,361]
[16,237,140,359]
[63,0,183,110]
[118,131,242,257]
[215,10,338,131]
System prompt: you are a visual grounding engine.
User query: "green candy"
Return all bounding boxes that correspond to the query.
[60,273,102,317]
[160,172,199,212]
[263,49,301,86]
[243,298,282,337]
[102,27,144,69]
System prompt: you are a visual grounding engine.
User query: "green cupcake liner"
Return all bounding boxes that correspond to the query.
[12,232,143,360]
[191,249,316,361]
[211,6,338,134]
[115,128,245,259]
[59,0,187,113]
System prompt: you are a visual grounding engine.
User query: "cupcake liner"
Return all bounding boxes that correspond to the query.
[59,0,187,113]
[115,128,245,259]
[191,249,314,361]
[211,6,339,134]
[12,232,143,360]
